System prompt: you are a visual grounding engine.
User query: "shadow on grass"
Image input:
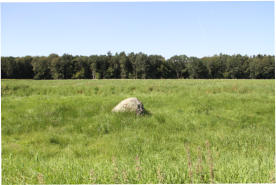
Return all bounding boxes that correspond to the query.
[142,108,152,116]
[111,108,152,117]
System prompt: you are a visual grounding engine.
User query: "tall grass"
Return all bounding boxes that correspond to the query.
[1,79,275,183]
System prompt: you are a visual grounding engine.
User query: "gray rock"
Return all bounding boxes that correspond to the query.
[112,97,144,115]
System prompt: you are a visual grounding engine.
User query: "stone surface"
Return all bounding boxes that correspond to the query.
[112,97,144,115]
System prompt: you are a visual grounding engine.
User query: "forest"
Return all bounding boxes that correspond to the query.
[1,52,275,79]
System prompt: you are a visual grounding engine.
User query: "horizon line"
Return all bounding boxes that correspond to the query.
[1,52,275,59]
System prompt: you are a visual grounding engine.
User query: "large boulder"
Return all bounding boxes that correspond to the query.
[112,97,145,115]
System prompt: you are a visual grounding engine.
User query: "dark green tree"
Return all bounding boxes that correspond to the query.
[187,57,209,79]
[168,55,189,78]
[32,57,51,79]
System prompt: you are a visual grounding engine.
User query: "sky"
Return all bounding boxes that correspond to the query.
[1,2,274,59]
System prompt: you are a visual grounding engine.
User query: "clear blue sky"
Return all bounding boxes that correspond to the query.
[1,2,274,59]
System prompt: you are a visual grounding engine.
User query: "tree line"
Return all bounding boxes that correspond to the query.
[1,52,275,79]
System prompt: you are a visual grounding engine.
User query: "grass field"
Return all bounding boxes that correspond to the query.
[1,79,275,184]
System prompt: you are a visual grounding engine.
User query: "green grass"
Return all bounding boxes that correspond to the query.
[1,79,275,184]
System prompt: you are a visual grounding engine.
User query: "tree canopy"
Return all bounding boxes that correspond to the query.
[1,52,274,79]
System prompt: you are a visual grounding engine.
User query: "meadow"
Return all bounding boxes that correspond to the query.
[1,79,275,184]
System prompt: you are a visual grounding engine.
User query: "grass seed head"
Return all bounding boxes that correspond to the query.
[37,173,44,184]
[89,169,96,184]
